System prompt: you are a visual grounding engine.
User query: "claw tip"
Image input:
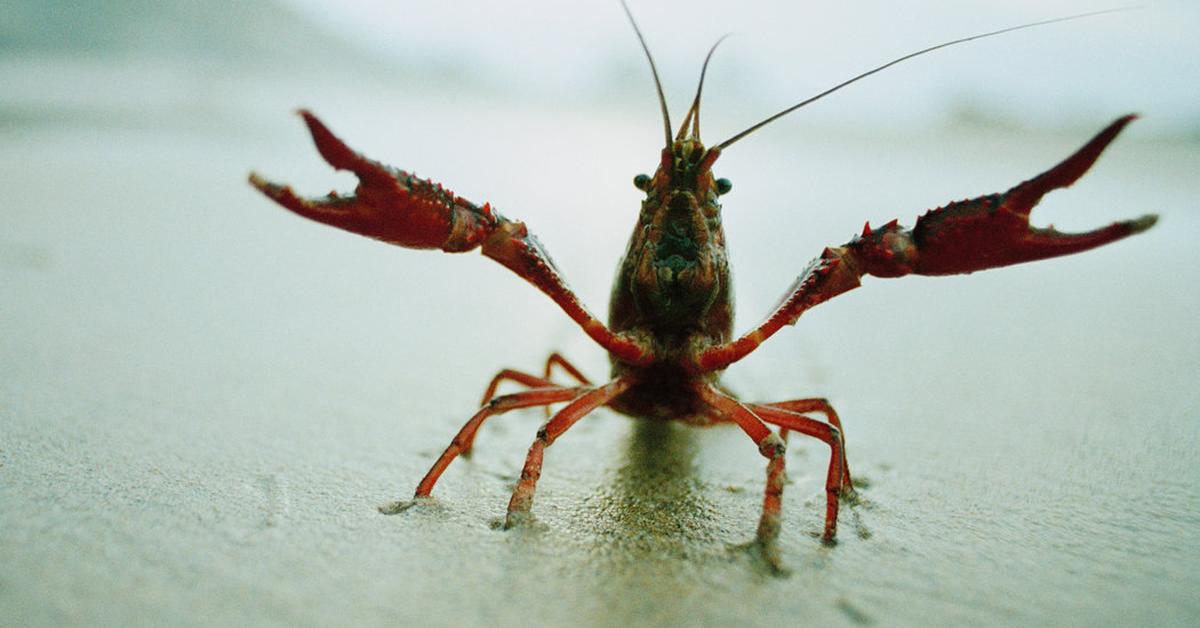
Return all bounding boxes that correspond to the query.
[1129,214,1158,234]
[248,172,268,189]
[1109,113,1140,136]
[295,109,325,136]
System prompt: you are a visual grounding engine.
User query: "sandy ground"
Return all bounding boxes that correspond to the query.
[3,76,1199,625]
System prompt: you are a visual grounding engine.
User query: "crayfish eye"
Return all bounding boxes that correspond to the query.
[633,173,651,191]
[715,178,732,195]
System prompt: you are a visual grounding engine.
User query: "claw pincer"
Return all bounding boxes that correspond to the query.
[249,110,498,253]
[250,111,651,365]
[693,115,1157,375]
[847,115,1155,279]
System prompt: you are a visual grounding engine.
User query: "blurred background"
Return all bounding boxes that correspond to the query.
[3,0,1198,134]
[2,1,1197,626]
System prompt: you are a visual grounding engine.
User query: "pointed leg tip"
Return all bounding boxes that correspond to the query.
[378,500,410,515]
[502,510,533,530]
[758,549,790,577]
[736,538,789,577]
[379,495,434,515]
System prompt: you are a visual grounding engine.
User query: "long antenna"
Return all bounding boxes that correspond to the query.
[676,34,731,141]
[716,8,1132,150]
[620,0,673,149]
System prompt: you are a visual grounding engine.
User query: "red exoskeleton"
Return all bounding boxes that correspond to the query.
[249,4,1156,569]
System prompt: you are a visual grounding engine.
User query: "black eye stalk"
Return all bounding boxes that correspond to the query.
[634,173,651,191]
[715,178,732,195]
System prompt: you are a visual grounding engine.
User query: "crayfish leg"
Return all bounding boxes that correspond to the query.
[694,384,794,570]
[760,398,854,495]
[399,386,588,507]
[751,404,846,544]
[504,377,632,528]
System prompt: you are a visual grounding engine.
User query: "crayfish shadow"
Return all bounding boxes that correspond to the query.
[568,419,736,568]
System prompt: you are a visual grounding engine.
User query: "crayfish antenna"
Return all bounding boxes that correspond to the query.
[620,0,673,150]
[716,8,1136,150]
[676,34,731,142]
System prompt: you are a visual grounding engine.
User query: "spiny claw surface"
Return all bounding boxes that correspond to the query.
[251,110,652,365]
[695,116,1159,374]
[851,115,1157,278]
[250,110,498,252]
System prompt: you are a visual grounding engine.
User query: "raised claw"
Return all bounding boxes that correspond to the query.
[692,116,1158,374]
[851,115,1157,278]
[251,111,653,365]
[249,110,498,253]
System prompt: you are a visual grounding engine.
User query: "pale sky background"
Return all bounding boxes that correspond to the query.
[280,0,1199,136]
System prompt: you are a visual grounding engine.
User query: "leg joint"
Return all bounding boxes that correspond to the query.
[758,432,786,459]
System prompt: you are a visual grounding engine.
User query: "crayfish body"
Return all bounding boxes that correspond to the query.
[250,5,1156,571]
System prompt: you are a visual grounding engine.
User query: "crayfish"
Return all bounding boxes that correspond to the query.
[249,3,1156,569]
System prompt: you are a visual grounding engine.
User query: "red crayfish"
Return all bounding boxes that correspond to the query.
[249,4,1156,568]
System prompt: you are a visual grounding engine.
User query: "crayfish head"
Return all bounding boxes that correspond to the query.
[614,138,734,338]
[635,139,728,200]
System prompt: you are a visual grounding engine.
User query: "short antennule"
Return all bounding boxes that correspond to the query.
[715,8,1133,150]
[676,34,731,142]
[620,0,672,149]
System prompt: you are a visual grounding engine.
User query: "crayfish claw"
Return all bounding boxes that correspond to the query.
[252,111,499,252]
[850,116,1156,278]
[297,109,400,190]
[1005,114,1137,213]
[1128,213,1161,234]
[248,172,356,222]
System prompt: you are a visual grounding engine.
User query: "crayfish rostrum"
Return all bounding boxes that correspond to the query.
[249,4,1156,569]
